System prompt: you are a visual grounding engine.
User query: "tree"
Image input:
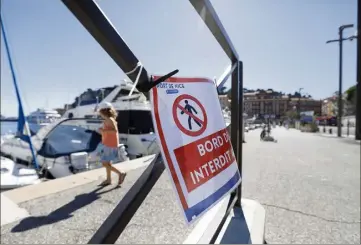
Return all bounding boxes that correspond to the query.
[218,86,228,95]
[285,110,300,120]
[344,85,357,115]
[345,85,356,102]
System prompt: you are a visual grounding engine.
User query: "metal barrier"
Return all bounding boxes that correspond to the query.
[61,0,243,243]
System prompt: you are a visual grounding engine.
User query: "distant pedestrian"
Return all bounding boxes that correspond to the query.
[97,102,126,186]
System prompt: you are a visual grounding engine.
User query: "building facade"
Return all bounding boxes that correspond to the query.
[289,98,322,116]
[218,95,230,109]
[321,96,337,116]
[243,89,322,118]
[244,89,290,118]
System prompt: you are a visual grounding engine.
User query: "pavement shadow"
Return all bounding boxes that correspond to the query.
[218,207,251,244]
[316,134,360,145]
[11,185,119,233]
[341,139,361,146]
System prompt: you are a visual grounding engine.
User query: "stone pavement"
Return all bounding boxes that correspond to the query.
[242,127,360,244]
[1,127,360,244]
[0,165,197,244]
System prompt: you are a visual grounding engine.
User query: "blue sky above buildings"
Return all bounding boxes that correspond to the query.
[0,0,357,116]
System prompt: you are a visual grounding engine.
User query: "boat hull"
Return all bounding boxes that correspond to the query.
[0,136,129,179]
[1,157,42,190]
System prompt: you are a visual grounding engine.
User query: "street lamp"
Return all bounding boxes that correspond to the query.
[326,24,355,137]
[298,87,303,115]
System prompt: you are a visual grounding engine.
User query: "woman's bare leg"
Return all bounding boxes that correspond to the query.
[101,162,112,184]
[109,164,122,175]
[110,164,126,185]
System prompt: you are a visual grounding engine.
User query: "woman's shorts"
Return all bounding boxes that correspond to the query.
[99,144,119,162]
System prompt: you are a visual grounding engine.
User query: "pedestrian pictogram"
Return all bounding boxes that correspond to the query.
[181,100,201,130]
[172,94,208,137]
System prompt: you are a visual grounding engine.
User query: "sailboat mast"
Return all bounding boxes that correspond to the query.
[0,14,40,170]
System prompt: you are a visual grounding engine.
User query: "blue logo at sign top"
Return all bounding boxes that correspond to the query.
[166,89,179,94]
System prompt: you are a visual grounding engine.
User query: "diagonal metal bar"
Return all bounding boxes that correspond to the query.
[62,0,244,243]
[216,63,237,89]
[190,0,244,230]
[88,153,165,244]
[189,0,239,60]
[61,0,151,93]
[209,191,237,243]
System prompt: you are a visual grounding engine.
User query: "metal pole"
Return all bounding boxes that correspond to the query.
[356,0,361,140]
[230,59,240,166]
[326,24,354,137]
[237,61,243,207]
[338,28,344,137]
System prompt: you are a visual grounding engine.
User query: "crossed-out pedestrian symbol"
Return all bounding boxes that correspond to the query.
[172,94,208,137]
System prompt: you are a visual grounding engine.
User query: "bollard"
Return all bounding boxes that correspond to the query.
[329,128,332,134]
[347,120,350,136]
[323,127,326,133]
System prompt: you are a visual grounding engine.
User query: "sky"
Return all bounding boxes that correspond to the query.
[0,0,358,117]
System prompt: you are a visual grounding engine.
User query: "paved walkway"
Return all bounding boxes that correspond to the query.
[1,156,196,244]
[1,127,360,244]
[243,127,360,244]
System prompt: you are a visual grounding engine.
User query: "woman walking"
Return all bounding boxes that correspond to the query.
[97,101,126,186]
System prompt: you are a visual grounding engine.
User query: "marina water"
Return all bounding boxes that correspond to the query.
[1,121,17,136]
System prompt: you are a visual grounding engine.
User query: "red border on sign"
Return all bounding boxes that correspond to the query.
[153,76,215,84]
[172,94,208,137]
[152,78,212,210]
[152,87,188,209]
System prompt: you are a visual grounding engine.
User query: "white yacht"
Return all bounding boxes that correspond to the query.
[1,118,129,179]
[27,108,61,125]
[1,156,42,190]
[62,80,159,159]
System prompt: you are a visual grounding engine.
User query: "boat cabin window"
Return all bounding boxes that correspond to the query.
[38,121,101,158]
[84,115,100,119]
[79,99,98,106]
[116,110,154,135]
[112,89,139,102]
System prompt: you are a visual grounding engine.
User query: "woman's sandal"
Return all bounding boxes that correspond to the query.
[118,172,127,186]
[99,180,111,186]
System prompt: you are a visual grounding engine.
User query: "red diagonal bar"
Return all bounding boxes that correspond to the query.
[177,104,204,126]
